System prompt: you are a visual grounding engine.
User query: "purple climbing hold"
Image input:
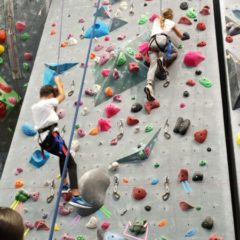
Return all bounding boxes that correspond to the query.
[57,109,65,119]
[77,128,86,138]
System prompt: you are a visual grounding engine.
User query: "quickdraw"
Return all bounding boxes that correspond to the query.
[163,119,171,140]
[162,176,170,201]
[113,175,120,200]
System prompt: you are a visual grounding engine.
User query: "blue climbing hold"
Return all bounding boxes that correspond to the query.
[185,228,197,237]
[84,20,109,39]
[151,178,159,185]
[232,9,240,19]
[21,122,37,137]
[43,62,78,86]
[29,150,50,168]
[104,232,125,240]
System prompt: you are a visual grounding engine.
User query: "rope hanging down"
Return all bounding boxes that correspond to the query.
[48,0,102,239]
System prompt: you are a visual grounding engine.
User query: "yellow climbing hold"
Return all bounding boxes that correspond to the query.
[0,44,5,55]
[54,224,60,231]
[236,132,240,145]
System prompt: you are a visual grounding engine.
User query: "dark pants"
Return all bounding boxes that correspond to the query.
[40,131,78,189]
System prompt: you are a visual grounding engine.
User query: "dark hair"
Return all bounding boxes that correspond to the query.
[0,207,25,240]
[40,85,58,97]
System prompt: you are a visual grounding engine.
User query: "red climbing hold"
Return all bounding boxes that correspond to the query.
[127,116,139,126]
[101,221,110,230]
[132,187,147,200]
[8,97,17,105]
[178,16,192,25]
[0,82,12,93]
[34,220,49,231]
[197,41,207,47]
[24,52,33,61]
[61,191,72,202]
[0,29,6,43]
[178,169,189,182]
[183,51,205,67]
[186,79,196,86]
[135,52,143,61]
[179,201,194,211]
[200,7,210,15]
[144,100,160,114]
[197,22,206,31]
[0,102,6,119]
[194,129,208,143]
[15,21,26,31]
[208,233,223,240]
[225,35,233,43]
[105,103,120,118]
[128,62,139,72]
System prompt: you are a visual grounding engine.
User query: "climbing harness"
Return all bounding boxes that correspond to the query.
[46,180,55,203]
[80,26,85,39]
[68,80,75,96]
[163,119,171,140]
[162,176,170,201]
[113,175,120,200]
[117,119,124,140]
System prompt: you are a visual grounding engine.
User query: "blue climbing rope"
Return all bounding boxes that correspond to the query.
[48,0,102,239]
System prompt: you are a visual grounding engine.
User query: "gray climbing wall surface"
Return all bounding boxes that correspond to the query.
[222,0,240,208]
[0,0,236,239]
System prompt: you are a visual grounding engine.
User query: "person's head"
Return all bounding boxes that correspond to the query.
[162,8,173,20]
[40,85,59,99]
[0,207,25,240]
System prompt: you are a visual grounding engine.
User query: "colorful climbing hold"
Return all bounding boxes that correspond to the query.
[132,187,147,200]
[0,44,5,55]
[185,228,197,237]
[149,13,159,22]
[15,179,24,188]
[86,216,98,229]
[145,124,153,133]
[158,219,168,227]
[24,52,33,61]
[131,103,143,113]
[178,169,189,182]
[183,51,205,67]
[105,103,120,118]
[23,62,30,71]
[116,52,127,66]
[154,163,160,168]
[199,77,213,88]
[138,15,148,25]
[186,79,196,86]
[89,127,99,136]
[98,118,111,131]
[208,233,223,240]
[127,116,139,126]
[101,221,110,230]
[200,6,210,15]
[126,47,135,56]
[197,22,206,31]
[101,69,111,77]
[15,21,26,31]
[144,100,160,114]
[104,86,113,97]
[199,160,207,166]
[179,201,194,211]
[197,41,207,47]
[99,52,110,65]
[128,62,139,72]
[201,216,214,230]
[178,16,192,25]
[236,132,240,145]
[0,29,6,43]
[226,35,233,43]
[0,57,3,64]
[21,32,30,41]
[186,8,197,19]
[151,178,159,185]
[194,129,208,143]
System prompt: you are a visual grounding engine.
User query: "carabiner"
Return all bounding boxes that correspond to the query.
[117,119,124,140]
[163,119,171,140]
[162,176,170,201]
[113,176,120,200]
[80,26,85,39]
[163,79,170,88]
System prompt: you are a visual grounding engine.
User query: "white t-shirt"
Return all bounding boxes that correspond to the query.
[32,98,59,140]
[151,18,175,36]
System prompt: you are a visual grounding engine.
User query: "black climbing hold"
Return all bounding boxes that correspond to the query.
[207,147,212,152]
[195,70,202,75]
[173,117,184,133]
[131,103,143,113]
[173,117,191,135]
[144,3,147,7]
[201,216,214,230]
[192,171,204,181]
[180,2,188,10]
[194,18,198,22]
[182,32,190,41]
[145,205,151,211]
[183,91,189,97]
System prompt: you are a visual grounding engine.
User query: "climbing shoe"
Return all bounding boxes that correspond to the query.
[173,117,184,133]
[144,84,155,102]
[155,58,168,80]
[61,184,71,193]
[178,119,191,135]
[69,196,93,209]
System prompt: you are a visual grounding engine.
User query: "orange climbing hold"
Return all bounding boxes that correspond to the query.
[50,29,57,35]
[0,29,6,43]
[104,87,113,97]
[158,219,168,227]
[90,52,96,59]
[61,41,68,48]
[15,179,24,188]
[123,177,129,184]
[89,127,99,136]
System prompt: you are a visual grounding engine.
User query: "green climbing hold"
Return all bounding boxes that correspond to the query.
[75,124,80,129]
[195,206,202,211]
[159,236,168,240]
[23,62,30,71]
[21,32,30,41]
[15,190,30,202]
[186,8,197,19]
[76,235,86,240]
[198,77,213,88]
[23,83,28,88]
[138,15,148,25]
[116,51,127,66]
[199,160,207,166]
[154,163,160,168]
[138,149,148,160]
[126,47,135,56]
[145,124,153,133]
[0,57,3,64]
[131,96,136,100]
[178,43,183,49]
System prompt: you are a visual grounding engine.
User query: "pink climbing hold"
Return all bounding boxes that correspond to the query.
[101,221,110,230]
[226,35,233,43]
[135,52,143,61]
[180,103,186,108]
[149,13,159,22]
[79,18,85,23]
[98,118,111,131]
[117,33,126,40]
[30,192,40,201]
[105,103,120,118]
[15,21,26,31]
[178,169,189,182]
[58,204,71,216]
[200,7,210,15]
[144,147,151,157]
[113,94,122,102]
[104,35,110,41]
[179,201,194,211]
[34,220,49,231]
[25,221,34,230]
[208,233,223,240]
[178,16,192,25]
[99,52,110,65]
[105,44,116,52]
[15,167,23,175]
[101,69,111,77]
[102,0,110,5]
[61,233,75,240]
[183,51,205,67]
[197,41,207,47]
[8,97,17,105]
[57,109,65,119]
[94,44,104,51]
[138,42,149,55]
[24,52,33,61]
[113,68,120,80]
[128,62,139,72]
[77,128,86,138]
[110,138,118,145]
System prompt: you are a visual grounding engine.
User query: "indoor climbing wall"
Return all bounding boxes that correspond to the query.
[221,0,240,207]
[0,0,236,239]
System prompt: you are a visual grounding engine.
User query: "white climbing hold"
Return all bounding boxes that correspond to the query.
[134,126,140,133]
[119,1,128,10]
[68,37,78,46]
[81,107,89,116]
[71,140,80,152]
[108,162,119,171]
[86,216,98,229]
